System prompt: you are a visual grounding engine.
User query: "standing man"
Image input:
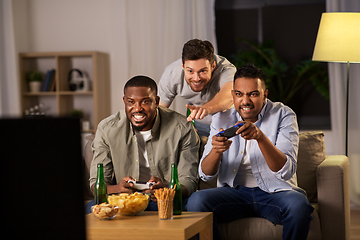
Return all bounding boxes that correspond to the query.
[158,39,236,137]
[89,75,200,212]
[187,64,314,240]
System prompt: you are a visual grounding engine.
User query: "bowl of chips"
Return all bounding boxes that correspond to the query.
[108,192,149,216]
[91,203,119,220]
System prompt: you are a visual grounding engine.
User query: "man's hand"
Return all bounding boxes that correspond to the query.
[235,121,263,140]
[143,176,165,201]
[235,121,287,172]
[211,128,233,154]
[186,104,208,121]
[98,176,135,194]
[200,128,232,176]
[118,176,136,193]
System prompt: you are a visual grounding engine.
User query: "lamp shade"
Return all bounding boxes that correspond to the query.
[312,12,360,63]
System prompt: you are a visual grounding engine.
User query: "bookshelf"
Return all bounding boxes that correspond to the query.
[19,51,110,133]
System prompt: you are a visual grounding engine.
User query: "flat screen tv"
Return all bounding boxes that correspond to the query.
[0,117,86,240]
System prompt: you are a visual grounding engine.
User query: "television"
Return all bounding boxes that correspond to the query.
[0,117,86,239]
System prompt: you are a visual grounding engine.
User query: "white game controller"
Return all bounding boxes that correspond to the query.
[127,180,155,190]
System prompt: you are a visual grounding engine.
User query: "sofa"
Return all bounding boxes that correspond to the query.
[84,131,350,240]
[198,131,350,240]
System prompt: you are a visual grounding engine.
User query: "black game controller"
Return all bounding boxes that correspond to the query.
[216,123,244,139]
[127,180,155,190]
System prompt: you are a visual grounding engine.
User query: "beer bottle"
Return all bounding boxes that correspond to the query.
[94,163,107,204]
[187,107,195,128]
[168,163,182,215]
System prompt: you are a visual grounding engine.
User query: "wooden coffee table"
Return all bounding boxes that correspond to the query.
[86,211,213,240]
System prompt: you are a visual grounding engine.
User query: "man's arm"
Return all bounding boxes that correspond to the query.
[236,122,286,172]
[91,177,134,195]
[176,123,201,197]
[187,82,233,121]
[200,128,232,175]
[159,101,170,108]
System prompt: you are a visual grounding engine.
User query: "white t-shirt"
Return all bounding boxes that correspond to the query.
[234,140,258,188]
[158,54,236,125]
[135,130,152,182]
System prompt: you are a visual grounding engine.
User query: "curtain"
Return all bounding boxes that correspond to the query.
[0,0,21,117]
[116,0,217,114]
[326,0,360,207]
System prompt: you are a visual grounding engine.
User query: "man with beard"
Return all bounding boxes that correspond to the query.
[89,75,200,211]
[158,39,236,137]
[187,64,314,240]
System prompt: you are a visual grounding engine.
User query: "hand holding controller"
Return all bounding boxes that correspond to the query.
[217,123,244,139]
[127,180,155,190]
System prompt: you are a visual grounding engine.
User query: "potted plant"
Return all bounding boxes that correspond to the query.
[70,109,84,118]
[26,70,44,92]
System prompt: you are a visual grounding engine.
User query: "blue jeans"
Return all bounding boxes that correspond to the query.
[187,186,314,240]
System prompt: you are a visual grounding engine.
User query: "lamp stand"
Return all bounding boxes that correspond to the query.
[345,61,350,156]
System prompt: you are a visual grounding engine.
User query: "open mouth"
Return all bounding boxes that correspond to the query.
[240,105,254,113]
[190,81,204,91]
[192,81,202,86]
[132,113,146,122]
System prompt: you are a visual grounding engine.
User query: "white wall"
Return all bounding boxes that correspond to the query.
[13,0,206,115]
[13,0,163,114]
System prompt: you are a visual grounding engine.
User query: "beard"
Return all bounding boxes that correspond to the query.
[131,123,146,131]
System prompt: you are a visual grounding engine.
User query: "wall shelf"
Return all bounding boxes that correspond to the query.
[19,51,111,132]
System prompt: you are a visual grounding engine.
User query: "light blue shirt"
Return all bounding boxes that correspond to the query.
[199,99,305,194]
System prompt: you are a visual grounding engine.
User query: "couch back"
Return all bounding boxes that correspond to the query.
[198,131,326,203]
[296,131,326,202]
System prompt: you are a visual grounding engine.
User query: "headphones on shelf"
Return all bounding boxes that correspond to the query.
[68,68,90,91]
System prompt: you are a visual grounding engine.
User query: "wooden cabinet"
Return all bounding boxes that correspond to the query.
[19,51,110,133]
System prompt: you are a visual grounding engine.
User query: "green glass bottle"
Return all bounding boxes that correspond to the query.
[168,163,182,215]
[187,107,196,128]
[94,163,107,204]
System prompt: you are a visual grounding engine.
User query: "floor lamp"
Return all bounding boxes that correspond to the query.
[312,12,360,156]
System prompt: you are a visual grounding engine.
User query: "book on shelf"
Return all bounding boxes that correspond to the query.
[49,71,56,91]
[42,69,56,92]
[42,70,51,92]
[47,69,55,91]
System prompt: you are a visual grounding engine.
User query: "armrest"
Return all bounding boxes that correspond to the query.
[316,155,350,240]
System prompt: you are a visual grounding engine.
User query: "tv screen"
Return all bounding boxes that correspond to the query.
[0,117,86,239]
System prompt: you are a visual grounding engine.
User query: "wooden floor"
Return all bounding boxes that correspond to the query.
[351,209,360,240]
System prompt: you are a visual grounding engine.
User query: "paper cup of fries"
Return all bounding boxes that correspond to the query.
[154,187,176,220]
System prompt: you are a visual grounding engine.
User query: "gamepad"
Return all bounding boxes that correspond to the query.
[217,123,244,139]
[127,180,155,190]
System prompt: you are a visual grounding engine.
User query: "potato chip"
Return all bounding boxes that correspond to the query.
[108,192,149,216]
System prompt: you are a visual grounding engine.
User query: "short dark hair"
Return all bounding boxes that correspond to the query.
[182,39,215,65]
[234,63,266,85]
[124,75,157,94]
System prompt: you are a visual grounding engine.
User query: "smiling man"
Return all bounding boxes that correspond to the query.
[158,39,236,137]
[89,75,200,211]
[187,63,314,240]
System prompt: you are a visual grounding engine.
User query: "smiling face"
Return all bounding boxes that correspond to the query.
[232,77,268,123]
[123,86,159,131]
[182,58,216,92]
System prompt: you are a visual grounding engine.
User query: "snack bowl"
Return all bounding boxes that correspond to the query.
[108,192,149,216]
[91,203,119,220]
